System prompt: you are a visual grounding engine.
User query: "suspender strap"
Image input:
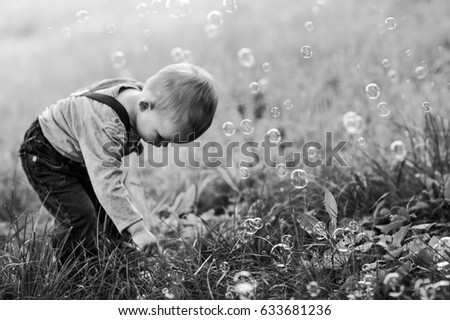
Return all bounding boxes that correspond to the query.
[82,91,131,135]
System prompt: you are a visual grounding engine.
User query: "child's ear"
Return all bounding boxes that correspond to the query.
[139,100,154,111]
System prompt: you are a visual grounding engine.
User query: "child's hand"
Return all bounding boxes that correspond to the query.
[127,221,160,256]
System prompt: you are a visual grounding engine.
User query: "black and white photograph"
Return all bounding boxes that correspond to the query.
[0,0,449,317]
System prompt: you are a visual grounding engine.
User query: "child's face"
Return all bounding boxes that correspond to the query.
[136,99,192,147]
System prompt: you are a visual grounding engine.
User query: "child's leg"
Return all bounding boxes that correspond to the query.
[19,120,99,263]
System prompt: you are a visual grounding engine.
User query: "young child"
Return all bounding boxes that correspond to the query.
[18,63,218,263]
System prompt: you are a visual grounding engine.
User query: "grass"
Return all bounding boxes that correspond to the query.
[1,0,450,299]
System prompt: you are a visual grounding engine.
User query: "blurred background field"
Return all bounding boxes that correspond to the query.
[1,0,450,299]
[2,0,450,223]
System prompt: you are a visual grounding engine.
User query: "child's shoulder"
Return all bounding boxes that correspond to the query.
[70,78,143,97]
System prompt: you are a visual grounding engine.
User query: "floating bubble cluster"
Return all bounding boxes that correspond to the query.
[390,140,407,161]
[222,121,236,136]
[238,48,256,68]
[110,51,127,69]
[342,111,364,134]
[291,169,309,189]
[300,45,313,58]
[267,128,281,143]
[243,218,263,234]
[240,119,254,134]
[166,0,192,18]
[75,10,89,23]
[365,83,381,100]
[377,102,391,117]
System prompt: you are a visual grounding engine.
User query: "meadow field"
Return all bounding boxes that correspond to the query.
[1,0,450,300]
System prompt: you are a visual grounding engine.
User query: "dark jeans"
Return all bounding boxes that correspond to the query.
[19,119,123,263]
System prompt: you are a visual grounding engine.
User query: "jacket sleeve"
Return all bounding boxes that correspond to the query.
[74,100,144,234]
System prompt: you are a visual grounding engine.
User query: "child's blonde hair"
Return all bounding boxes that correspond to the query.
[144,63,218,142]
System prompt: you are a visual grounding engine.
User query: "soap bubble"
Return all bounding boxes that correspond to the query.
[342,111,364,134]
[233,282,255,300]
[267,128,281,143]
[106,22,117,34]
[243,218,258,234]
[358,137,366,146]
[283,99,294,110]
[382,58,390,68]
[432,237,450,262]
[383,272,404,297]
[205,24,219,38]
[143,45,150,52]
[170,47,184,62]
[308,146,320,162]
[390,140,407,161]
[300,45,313,58]
[222,121,236,136]
[219,261,230,273]
[385,17,397,30]
[304,21,314,32]
[207,10,224,26]
[253,217,263,230]
[421,101,431,112]
[275,163,288,178]
[415,66,427,80]
[240,119,254,134]
[239,167,250,180]
[262,62,271,73]
[150,0,164,13]
[110,51,127,69]
[307,281,321,297]
[281,234,294,249]
[291,169,309,189]
[60,27,71,39]
[223,0,238,13]
[166,0,192,18]
[270,243,292,267]
[75,10,89,23]
[136,3,149,17]
[312,221,327,240]
[238,48,255,68]
[249,82,260,94]
[332,228,354,252]
[405,49,412,57]
[387,70,399,84]
[348,220,360,232]
[377,102,391,117]
[162,287,175,299]
[365,83,381,100]
[181,49,193,62]
[270,107,281,117]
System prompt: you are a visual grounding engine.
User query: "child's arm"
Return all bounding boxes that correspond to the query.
[122,152,148,216]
